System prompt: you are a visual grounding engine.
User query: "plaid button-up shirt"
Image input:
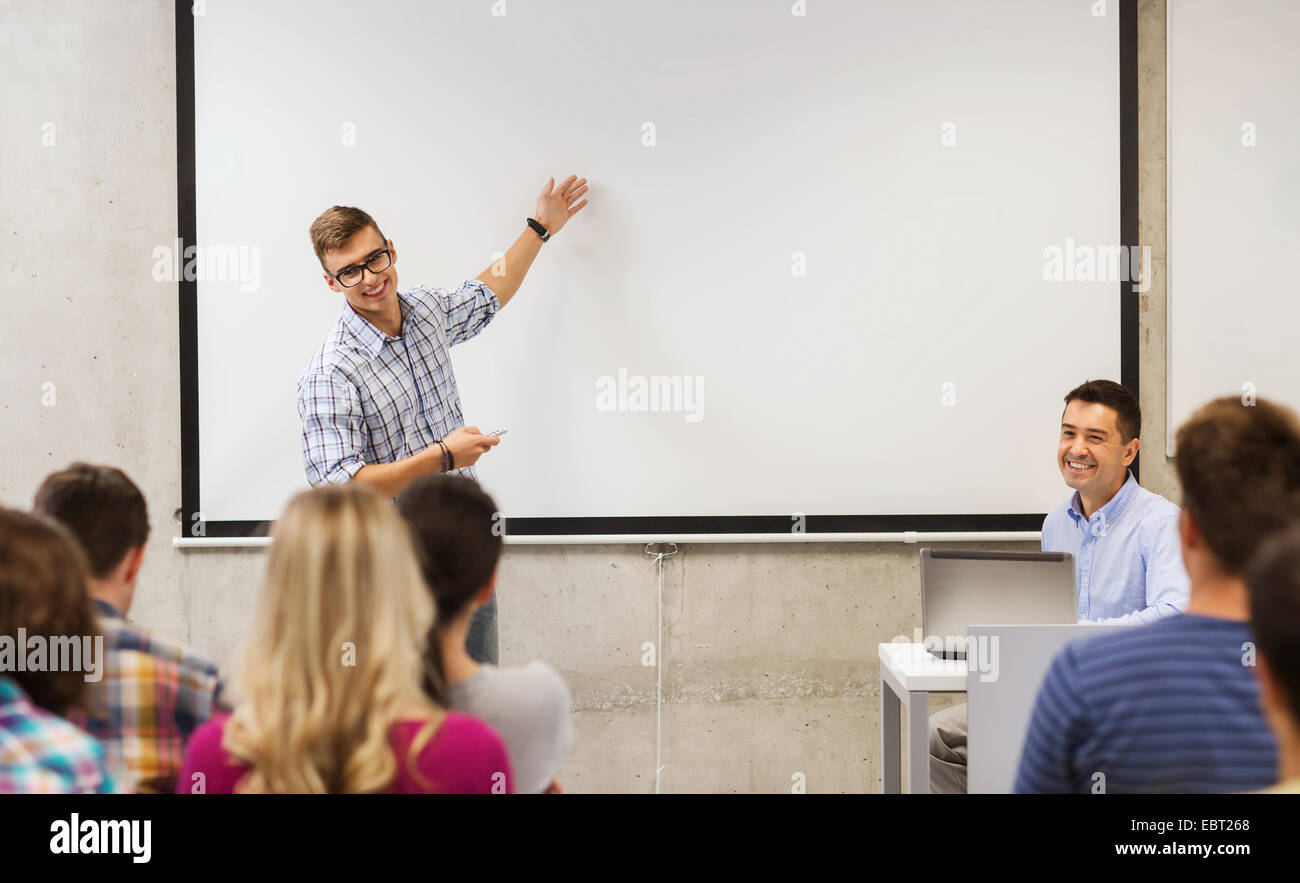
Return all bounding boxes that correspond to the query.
[65,600,225,794]
[297,281,499,487]
[0,677,116,794]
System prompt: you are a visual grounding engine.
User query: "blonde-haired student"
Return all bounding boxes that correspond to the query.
[178,484,512,793]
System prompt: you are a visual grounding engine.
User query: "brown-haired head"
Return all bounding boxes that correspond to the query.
[309,206,400,327]
[0,507,99,715]
[309,206,385,268]
[396,474,503,622]
[33,463,149,579]
[396,475,502,706]
[1175,396,1300,574]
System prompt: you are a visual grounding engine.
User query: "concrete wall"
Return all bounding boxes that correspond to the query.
[0,0,1176,792]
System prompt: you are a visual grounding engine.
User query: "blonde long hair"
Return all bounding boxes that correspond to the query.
[223,484,441,792]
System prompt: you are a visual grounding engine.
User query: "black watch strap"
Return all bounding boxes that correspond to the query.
[527,217,550,242]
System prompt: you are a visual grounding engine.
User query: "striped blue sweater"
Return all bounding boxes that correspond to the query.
[1014,614,1277,793]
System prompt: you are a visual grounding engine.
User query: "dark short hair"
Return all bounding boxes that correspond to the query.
[1245,526,1300,722]
[1063,379,1141,443]
[1175,397,1300,574]
[0,507,100,715]
[33,463,149,579]
[396,475,503,620]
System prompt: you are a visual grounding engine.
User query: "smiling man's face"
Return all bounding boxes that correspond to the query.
[1058,399,1139,501]
[321,225,399,323]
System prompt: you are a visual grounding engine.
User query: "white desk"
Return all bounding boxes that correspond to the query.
[878,642,967,794]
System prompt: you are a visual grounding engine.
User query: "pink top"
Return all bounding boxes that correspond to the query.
[177,712,514,794]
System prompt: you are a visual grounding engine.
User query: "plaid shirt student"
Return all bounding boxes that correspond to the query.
[0,677,115,794]
[65,600,225,794]
[297,280,499,487]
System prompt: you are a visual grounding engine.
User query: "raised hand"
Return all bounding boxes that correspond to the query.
[535,174,589,237]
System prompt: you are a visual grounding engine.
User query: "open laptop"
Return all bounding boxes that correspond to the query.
[919,549,1077,658]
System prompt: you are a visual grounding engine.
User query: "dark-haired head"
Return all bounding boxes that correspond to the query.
[1064,379,1141,443]
[0,507,100,715]
[33,463,149,581]
[1244,526,1300,754]
[396,475,502,702]
[1058,379,1142,505]
[396,475,502,621]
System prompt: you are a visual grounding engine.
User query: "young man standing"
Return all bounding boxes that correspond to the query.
[1014,396,1300,793]
[298,176,588,665]
[929,380,1190,793]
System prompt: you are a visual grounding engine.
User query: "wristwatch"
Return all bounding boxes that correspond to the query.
[526,217,550,242]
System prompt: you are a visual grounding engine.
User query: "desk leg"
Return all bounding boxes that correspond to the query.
[880,676,900,794]
[907,691,931,795]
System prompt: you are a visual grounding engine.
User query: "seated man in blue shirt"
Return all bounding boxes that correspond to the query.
[1042,380,1188,623]
[1014,395,1300,793]
[929,379,1189,792]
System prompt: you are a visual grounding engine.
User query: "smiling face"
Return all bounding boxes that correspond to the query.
[321,225,399,324]
[1058,399,1140,502]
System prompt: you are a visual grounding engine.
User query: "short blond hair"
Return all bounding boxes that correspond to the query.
[308,206,385,267]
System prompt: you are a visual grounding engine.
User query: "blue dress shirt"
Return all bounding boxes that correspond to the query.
[1040,470,1189,624]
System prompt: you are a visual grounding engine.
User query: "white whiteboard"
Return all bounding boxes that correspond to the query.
[187,0,1125,531]
[1167,0,1300,455]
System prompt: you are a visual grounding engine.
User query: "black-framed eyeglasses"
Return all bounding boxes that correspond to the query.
[330,248,393,288]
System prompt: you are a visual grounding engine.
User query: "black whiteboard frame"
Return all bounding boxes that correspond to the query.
[175,0,1140,540]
